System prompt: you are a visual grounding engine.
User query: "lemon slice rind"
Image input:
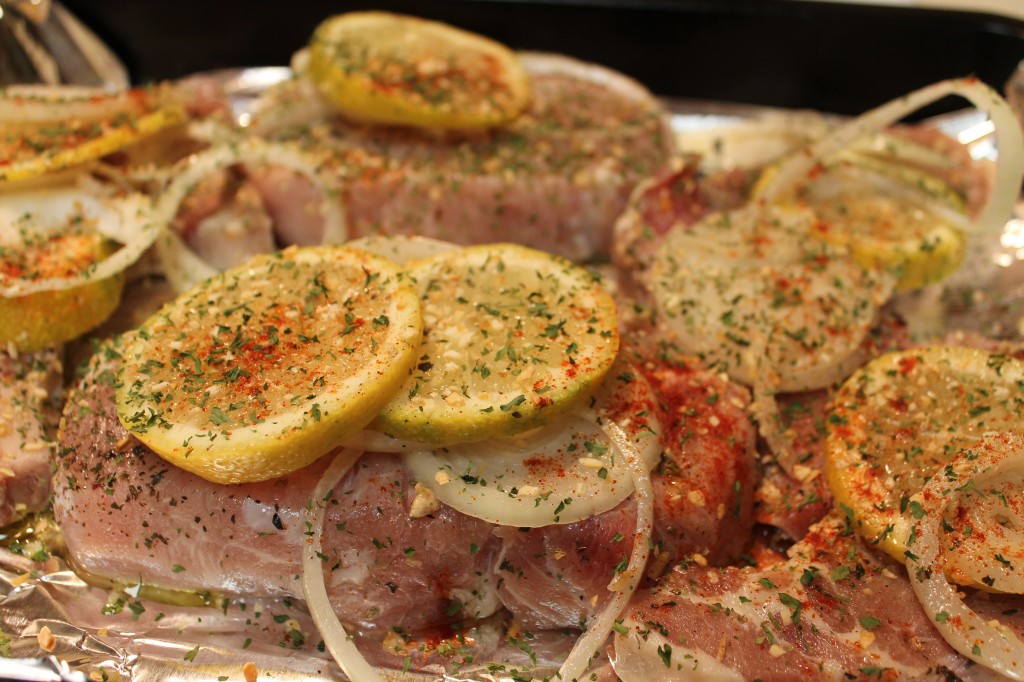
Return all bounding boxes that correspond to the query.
[0,273,124,352]
[0,231,126,351]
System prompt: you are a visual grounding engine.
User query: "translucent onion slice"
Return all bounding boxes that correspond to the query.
[928,432,1024,595]
[556,419,654,682]
[0,183,147,244]
[755,77,1024,236]
[0,85,136,123]
[299,448,382,682]
[154,139,347,293]
[830,149,966,212]
[401,364,662,527]
[907,432,1024,680]
[854,130,960,173]
[245,71,338,138]
[0,186,156,297]
[156,221,220,295]
[650,203,894,392]
[611,613,744,681]
[749,364,801,474]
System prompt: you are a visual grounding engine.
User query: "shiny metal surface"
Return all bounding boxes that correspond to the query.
[0,0,127,87]
[0,657,87,682]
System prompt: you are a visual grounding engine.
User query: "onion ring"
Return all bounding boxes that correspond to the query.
[555,418,654,682]
[0,189,157,297]
[155,138,347,293]
[755,77,1024,236]
[299,448,380,682]
[907,432,1024,680]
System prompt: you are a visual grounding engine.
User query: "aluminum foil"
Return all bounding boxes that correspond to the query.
[0,541,577,682]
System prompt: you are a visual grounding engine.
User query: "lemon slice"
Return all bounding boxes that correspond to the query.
[116,246,422,484]
[825,346,1024,564]
[306,11,530,131]
[0,232,124,351]
[374,243,619,445]
[0,88,184,183]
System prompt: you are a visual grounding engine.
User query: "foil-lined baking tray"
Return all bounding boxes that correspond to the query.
[1,65,1023,682]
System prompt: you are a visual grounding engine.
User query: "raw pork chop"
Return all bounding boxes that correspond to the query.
[492,353,759,630]
[612,512,1024,680]
[54,341,500,631]
[0,348,61,527]
[176,53,676,269]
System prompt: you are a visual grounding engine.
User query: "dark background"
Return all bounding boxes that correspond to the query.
[61,0,1024,116]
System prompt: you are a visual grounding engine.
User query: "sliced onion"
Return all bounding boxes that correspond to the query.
[747,329,867,475]
[154,138,347,293]
[402,407,660,527]
[400,364,663,528]
[907,432,1024,680]
[943,464,1024,593]
[0,182,147,245]
[854,130,960,172]
[650,204,892,392]
[755,78,1024,235]
[299,448,382,682]
[0,85,137,123]
[0,187,158,297]
[556,419,654,682]
[611,613,744,682]
[749,357,798,473]
[246,74,338,138]
[810,151,972,232]
[155,228,220,295]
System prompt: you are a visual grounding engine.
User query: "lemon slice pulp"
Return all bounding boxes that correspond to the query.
[825,346,1024,565]
[0,88,185,183]
[116,246,422,484]
[307,11,530,131]
[374,243,619,445]
[0,232,124,351]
